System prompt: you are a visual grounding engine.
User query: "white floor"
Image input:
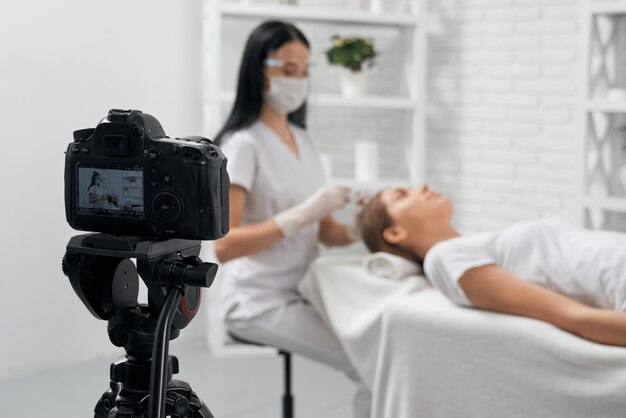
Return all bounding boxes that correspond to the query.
[0,337,355,418]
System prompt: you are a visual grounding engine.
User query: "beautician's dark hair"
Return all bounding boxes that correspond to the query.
[88,171,101,190]
[213,20,310,146]
[358,191,422,264]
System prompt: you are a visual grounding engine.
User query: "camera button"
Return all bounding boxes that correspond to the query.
[150,168,160,175]
[150,180,160,188]
[71,145,80,153]
[146,148,161,162]
[82,147,90,154]
[163,173,172,185]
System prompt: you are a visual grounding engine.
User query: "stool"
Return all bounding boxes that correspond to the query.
[228,332,294,418]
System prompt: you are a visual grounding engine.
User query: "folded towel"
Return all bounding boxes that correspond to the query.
[362,252,423,280]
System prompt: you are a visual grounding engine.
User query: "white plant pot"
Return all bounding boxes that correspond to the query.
[340,69,367,98]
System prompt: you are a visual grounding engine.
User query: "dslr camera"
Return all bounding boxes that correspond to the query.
[65,109,229,240]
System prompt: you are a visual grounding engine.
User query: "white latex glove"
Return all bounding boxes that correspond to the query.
[344,191,371,242]
[274,185,351,237]
[345,222,361,242]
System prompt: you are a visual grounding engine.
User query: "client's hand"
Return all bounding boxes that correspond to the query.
[274,185,351,237]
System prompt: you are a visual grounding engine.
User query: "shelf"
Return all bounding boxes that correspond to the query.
[219,91,417,110]
[329,178,413,189]
[583,196,626,212]
[217,3,419,26]
[586,100,626,113]
[311,94,417,110]
[589,2,626,15]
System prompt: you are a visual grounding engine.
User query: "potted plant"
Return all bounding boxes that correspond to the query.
[325,35,377,97]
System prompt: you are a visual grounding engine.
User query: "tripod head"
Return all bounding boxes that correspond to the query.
[63,233,216,353]
[62,233,217,417]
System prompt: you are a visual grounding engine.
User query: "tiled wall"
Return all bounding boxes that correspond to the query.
[427,0,582,233]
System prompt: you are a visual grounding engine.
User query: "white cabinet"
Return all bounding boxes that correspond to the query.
[202,0,427,191]
[580,1,626,231]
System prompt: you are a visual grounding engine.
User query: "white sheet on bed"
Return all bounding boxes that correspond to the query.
[298,256,626,418]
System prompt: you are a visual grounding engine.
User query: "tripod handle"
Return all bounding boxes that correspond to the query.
[154,258,218,289]
[184,262,218,288]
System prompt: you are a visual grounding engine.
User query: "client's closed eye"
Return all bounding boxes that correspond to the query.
[391,188,407,201]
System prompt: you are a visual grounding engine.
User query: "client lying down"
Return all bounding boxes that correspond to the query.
[357,184,626,347]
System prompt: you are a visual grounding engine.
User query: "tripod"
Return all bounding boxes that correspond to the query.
[63,233,217,418]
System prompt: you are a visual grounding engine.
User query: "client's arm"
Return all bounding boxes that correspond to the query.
[459,265,626,347]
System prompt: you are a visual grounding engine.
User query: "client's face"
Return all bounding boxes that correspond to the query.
[380,184,452,232]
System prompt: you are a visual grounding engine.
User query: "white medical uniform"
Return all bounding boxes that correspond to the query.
[88,185,111,209]
[424,218,626,310]
[219,121,371,418]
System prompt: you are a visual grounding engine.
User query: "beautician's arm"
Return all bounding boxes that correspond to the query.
[318,214,353,247]
[214,185,284,263]
[459,265,626,346]
[89,192,103,205]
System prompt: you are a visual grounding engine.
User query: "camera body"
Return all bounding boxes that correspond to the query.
[65,109,229,240]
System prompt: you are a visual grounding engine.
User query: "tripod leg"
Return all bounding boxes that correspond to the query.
[193,402,214,418]
[164,380,214,418]
[189,392,214,418]
[94,383,118,418]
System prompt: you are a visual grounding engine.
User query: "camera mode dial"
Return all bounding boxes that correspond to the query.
[130,124,144,138]
[152,192,183,222]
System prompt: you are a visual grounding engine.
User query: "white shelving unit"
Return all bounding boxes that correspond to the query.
[218,2,420,26]
[220,90,418,110]
[590,1,626,14]
[579,1,626,230]
[203,0,427,188]
[202,0,427,356]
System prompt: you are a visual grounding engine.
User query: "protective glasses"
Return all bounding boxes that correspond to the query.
[264,57,314,78]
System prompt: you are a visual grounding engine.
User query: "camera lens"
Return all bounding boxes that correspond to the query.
[152,192,183,222]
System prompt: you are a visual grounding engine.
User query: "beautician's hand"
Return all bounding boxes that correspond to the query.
[345,222,361,242]
[274,185,351,237]
[344,191,370,242]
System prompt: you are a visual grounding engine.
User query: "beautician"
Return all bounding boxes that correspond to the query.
[213,20,371,417]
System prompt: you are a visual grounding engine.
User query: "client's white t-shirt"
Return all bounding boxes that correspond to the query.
[423,219,626,311]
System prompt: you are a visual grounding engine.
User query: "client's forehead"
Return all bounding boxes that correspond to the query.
[380,188,405,205]
[379,189,393,204]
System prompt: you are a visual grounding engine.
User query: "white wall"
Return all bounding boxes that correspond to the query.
[427,0,581,233]
[0,0,204,381]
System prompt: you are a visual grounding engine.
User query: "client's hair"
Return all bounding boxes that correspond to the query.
[357,192,420,263]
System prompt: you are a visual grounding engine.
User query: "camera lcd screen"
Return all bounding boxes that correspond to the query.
[77,164,144,219]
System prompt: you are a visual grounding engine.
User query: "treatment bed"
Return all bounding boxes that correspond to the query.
[297,256,626,418]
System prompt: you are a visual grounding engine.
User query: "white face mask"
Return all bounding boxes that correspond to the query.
[263,76,309,115]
